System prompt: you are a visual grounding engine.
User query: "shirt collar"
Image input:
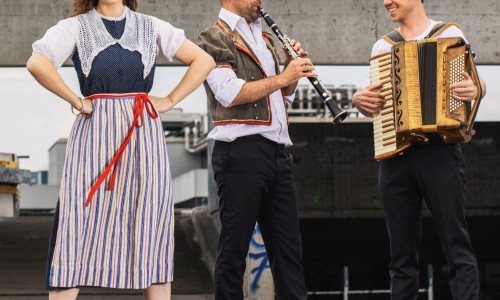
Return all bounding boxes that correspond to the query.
[92,5,129,21]
[398,19,438,40]
[416,19,438,39]
[219,7,262,32]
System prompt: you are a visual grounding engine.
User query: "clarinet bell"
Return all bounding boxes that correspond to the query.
[326,100,348,124]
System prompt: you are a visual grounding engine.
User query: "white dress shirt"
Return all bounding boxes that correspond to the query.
[206,8,295,146]
[371,20,468,56]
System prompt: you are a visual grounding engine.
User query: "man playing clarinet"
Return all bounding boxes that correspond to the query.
[198,0,313,299]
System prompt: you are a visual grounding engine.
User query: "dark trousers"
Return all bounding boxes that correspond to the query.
[379,143,479,300]
[212,135,307,300]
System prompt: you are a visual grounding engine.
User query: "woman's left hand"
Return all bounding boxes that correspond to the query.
[149,95,175,113]
[450,72,477,102]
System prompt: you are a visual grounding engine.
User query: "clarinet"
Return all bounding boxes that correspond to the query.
[258,7,348,124]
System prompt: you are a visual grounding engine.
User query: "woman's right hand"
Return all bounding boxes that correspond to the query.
[149,95,175,114]
[80,98,93,115]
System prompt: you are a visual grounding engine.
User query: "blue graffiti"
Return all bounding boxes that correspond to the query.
[249,226,270,294]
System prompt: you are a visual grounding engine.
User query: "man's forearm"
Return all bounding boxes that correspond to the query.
[282,59,297,96]
[283,81,298,96]
[480,78,487,98]
[229,75,286,107]
[227,57,313,107]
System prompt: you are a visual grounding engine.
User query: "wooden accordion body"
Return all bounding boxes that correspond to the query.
[370,37,482,160]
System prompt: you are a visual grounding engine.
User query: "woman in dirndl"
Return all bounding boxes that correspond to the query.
[26,0,215,298]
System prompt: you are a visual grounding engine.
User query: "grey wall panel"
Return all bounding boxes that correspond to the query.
[2,0,499,66]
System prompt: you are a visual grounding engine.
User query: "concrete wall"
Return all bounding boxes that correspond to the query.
[171,168,207,204]
[0,193,16,217]
[165,138,205,178]
[18,184,59,210]
[2,0,499,66]
[48,139,67,185]
[288,121,500,218]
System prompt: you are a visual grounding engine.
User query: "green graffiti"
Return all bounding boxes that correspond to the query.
[373,198,383,208]
[422,200,430,213]
[312,184,326,203]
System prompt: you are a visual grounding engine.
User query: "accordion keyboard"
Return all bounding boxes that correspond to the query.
[370,53,397,158]
[449,54,466,112]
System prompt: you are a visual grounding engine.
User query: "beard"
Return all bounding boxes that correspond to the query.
[247,7,260,22]
[235,1,260,23]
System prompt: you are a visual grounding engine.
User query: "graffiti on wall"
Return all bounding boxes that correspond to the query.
[248,225,271,295]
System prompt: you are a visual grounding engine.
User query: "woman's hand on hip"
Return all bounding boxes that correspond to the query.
[80,98,94,115]
[149,95,175,113]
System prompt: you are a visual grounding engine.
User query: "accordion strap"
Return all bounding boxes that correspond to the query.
[466,44,483,135]
[425,22,461,38]
[382,30,405,44]
[382,22,462,44]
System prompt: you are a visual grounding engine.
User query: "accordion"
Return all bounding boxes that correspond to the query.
[370,37,482,160]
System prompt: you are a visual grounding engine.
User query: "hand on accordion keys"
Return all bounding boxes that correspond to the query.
[450,71,480,137]
[352,82,386,117]
[450,71,478,102]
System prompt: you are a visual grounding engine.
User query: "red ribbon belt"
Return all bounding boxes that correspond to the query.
[85,93,159,207]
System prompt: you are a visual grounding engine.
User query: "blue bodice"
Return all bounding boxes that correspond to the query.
[72,18,155,96]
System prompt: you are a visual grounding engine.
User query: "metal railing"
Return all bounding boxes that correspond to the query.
[288,84,360,118]
[181,83,362,152]
[308,265,434,299]
[184,118,208,154]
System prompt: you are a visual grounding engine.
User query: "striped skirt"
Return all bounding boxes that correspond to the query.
[46,94,174,289]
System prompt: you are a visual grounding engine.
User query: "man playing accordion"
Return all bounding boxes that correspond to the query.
[352,0,487,299]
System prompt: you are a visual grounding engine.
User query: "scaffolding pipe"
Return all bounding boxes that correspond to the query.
[306,265,434,298]
[343,266,349,300]
[184,126,208,154]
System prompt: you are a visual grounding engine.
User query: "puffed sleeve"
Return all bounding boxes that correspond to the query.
[32,18,76,69]
[155,18,186,61]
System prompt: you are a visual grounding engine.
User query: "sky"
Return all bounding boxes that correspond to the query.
[0,65,498,171]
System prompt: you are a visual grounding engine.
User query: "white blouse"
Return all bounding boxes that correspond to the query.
[32,6,186,78]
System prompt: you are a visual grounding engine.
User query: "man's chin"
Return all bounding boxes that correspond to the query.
[246,15,260,23]
[390,16,400,23]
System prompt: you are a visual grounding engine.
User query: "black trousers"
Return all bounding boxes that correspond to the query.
[379,143,479,300]
[212,135,307,300]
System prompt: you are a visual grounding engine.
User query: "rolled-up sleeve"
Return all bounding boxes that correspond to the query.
[199,27,245,107]
[32,18,76,69]
[155,17,186,61]
[284,94,295,105]
[206,68,245,107]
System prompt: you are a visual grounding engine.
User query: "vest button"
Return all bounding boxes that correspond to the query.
[255,116,259,120]
[253,103,258,107]
[251,76,255,80]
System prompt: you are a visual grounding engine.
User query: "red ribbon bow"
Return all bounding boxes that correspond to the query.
[85,93,158,207]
